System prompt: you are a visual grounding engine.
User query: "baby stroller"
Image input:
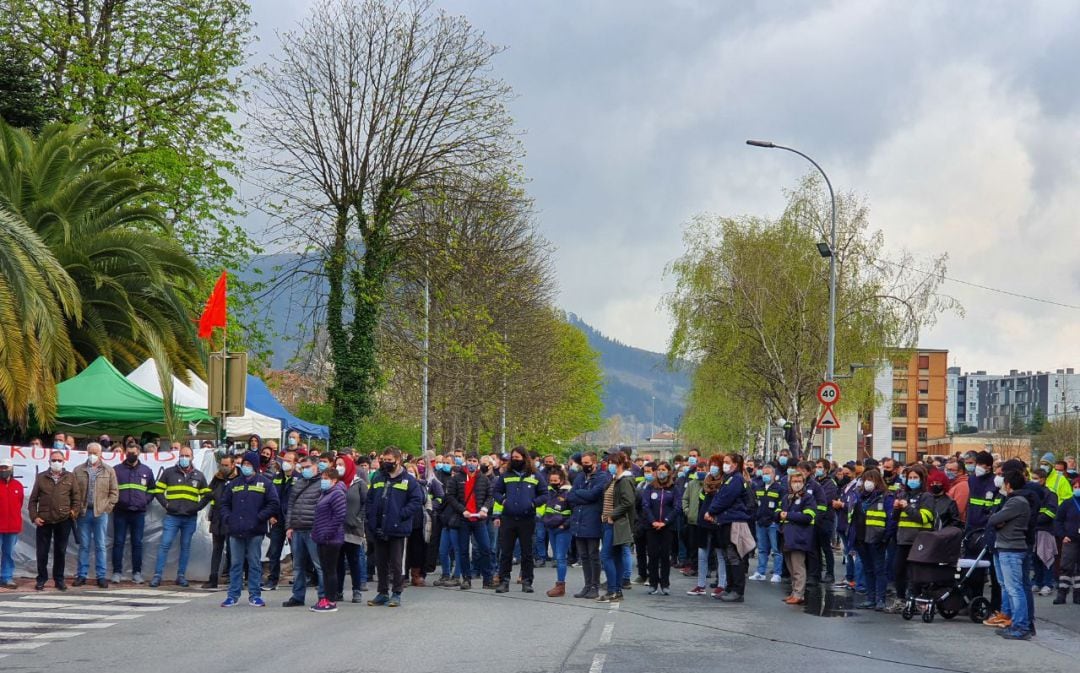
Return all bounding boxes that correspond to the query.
[902,527,992,623]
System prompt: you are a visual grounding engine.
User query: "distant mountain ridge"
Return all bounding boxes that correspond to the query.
[237,256,688,426]
[566,314,689,428]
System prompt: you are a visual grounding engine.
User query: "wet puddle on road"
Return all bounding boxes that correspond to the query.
[802,587,859,618]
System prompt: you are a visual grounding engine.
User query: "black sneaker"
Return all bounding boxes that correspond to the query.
[459,579,472,590]
[522,583,534,594]
[495,582,510,594]
[34,581,45,591]
[582,586,599,599]
[622,579,632,589]
[282,597,305,607]
[73,577,86,587]
[55,581,67,592]
[97,578,108,589]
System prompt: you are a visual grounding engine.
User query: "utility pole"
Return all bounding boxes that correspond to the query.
[421,271,430,455]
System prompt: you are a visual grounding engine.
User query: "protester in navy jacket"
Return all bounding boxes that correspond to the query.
[220,452,279,607]
[567,451,610,599]
[778,471,817,605]
[365,446,424,607]
[310,467,348,612]
[642,461,680,593]
[1053,482,1080,604]
[704,454,752,602]
[492,446,548,593]
[112,441,156,583]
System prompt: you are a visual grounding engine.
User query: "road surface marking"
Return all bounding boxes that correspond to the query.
[589,653,607,673]
[0,643,47,651]
[0,610,141,620]
[599,622,614,645]
[21,594,190,605]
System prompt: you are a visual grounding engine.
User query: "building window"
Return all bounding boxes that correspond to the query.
[917,403,928,418]
[918,378,929,394]
[893,403,907,417]
[918,355,930,369]
[894,380,908,395]
[891,451,907,463]
[917,428,927,441]
[892,427,907,441]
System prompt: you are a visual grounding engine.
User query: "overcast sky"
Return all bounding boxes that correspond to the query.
[248,0,1080,375]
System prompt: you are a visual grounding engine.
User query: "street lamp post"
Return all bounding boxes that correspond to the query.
[746,140,837,460]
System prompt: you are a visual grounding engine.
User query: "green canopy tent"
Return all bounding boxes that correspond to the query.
[54,357,214,439]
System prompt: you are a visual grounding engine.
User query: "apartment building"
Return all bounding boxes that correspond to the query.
[946,368,993,431]
[978,369,1080,431]
[870,349,949,463]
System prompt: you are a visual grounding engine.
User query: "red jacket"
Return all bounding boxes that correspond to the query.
[0,476,25,533]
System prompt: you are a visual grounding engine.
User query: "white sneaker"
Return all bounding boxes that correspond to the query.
[748,572,765,581]
[770,574,782,583]
[1039,586,1053,596]
[111,573,121,584]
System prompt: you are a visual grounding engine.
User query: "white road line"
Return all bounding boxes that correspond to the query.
[599,623,614,645]
[608,602,620,612]
[29,632,86,640]
[0,601,166,613]
[0,610,141,620]
[0,622,115,630]
[20,595,190,605]
[84,589,188,597]
[589,653,607,673]
[0,643,47,651]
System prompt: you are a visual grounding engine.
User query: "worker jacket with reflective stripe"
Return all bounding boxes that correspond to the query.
[153,465,211,517]
[895,490,935,545]
[493,470,548,518]
[965,472,1001,533]
[114,461,156,513]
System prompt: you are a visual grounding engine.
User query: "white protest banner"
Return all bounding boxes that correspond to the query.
[2,446,219,581]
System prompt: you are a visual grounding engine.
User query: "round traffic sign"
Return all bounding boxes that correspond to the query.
[817,381,840,406]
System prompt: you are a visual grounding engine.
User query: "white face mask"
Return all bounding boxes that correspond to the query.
[975,466,988,477]
[88,454,100,465]
[282,462,294,473]
[336,465,346,477]
[50,460,63,472]
[993,475,1005,489]
[863,480,875,492]
[722,463,733,474]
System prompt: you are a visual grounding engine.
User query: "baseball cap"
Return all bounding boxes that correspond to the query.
[0,457,13,467]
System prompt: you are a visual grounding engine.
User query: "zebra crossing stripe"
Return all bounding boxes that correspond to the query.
[21,594,190,605]
[0,610,142,620]
[0,601,167,612]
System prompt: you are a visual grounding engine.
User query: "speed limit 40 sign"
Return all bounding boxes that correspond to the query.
[817,381,840,406]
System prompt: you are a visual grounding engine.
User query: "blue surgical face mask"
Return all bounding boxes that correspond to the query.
[1072,488,1080,499]
[945,470,957,480]
[178,457,191,468]
[709,465,720,477]
[320,478,331,491]
[454,457,464,466]
[608,464,617,475]
[570,463,581,473]
[644,473,655,483]
[301,467,315,479]
[815,468,824,478]
[778,456,789,466]
[54,440,66,450]
[965,463,976,473]
[906,478,921,490]
[755,469,763,478]
[762,474,773,485]
[317,461,329,472]
[287,437,298,446]
[688,457,698,466]
[657,471,669,480]
[240,465,254,477]
[696,471,706,480]
[679,468,688,477]
[466,463,477,473]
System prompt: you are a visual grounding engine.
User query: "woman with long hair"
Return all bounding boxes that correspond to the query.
[704,452,752,602]
[643,461,679,594]
[850,468,893,610]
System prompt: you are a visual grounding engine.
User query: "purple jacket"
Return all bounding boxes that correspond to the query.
[311,482,347,545]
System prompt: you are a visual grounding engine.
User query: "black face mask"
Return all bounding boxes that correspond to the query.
[509,459,525,471]
[480,465,490,473]
[380,461,396,473]
[929,484,944,495]
[0,469,11,480]
[883,470,893,479]
[125,453,139,464]
[582,464,594,474]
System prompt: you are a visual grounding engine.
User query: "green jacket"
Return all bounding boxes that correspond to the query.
[682,477,703,522]
[1045,470,1074,505]
[609,473,637,546]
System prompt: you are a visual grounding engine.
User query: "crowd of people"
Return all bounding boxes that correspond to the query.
[1,432,1078,640]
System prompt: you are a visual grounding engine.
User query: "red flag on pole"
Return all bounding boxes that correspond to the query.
[197,271,228,340]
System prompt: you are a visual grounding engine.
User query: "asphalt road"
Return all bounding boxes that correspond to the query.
[1,566,1078,673]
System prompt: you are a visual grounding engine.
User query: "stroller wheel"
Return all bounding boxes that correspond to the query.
[969,597,991,624]
[901,604,914,620]
[922,607,935,623]
[938,605,959,620]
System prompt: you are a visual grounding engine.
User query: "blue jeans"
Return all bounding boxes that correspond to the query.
[112,509,146,574]
[77,510,109,579]
[843,533,865,590]
[439,527,457,578]
[858,541,888,605]
[153,514,197,579]
[755,523,782,576]
[534,520,549,561]
[289,530,324,602]
[995,550,1030,632]
[228,536,264,600]
[457,520,493,582]
[550,528,572,582]
[622,543,633,581]
[601,523,626,594]
[0,532,16,583]
[1032,553,1056,588]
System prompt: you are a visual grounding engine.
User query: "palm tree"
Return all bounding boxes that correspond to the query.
[0,119,204,416]
[0,209,81,426]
